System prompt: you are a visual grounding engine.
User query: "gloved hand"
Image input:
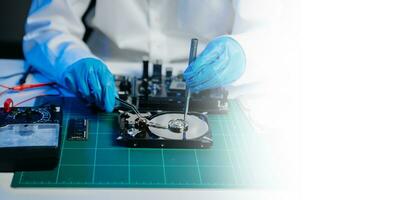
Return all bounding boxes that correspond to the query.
[183,36,246,92]
[61,58,116,112]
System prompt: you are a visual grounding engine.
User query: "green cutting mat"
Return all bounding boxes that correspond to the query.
[11,98,274,188]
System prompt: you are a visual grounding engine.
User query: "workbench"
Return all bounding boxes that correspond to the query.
[0,59,279,200]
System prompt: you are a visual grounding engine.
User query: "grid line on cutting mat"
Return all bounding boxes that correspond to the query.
[12,99,274,188]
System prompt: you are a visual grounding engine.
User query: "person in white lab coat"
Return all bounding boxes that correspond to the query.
[23,0,270,112]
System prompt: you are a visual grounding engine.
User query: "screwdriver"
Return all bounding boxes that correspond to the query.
[183,38,198,123]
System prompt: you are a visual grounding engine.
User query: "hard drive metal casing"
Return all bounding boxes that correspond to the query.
[117,111,212,148]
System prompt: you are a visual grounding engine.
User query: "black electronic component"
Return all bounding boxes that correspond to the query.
[0,105,62,171]
[131,77,138,105]
[165,67,173,86]
[139,60,150,96]
[115,75,131,101]
[118,76,131,93]
[165,67,173,79]
[67,118,88,141]
[152,61,162,83]
[142,60,149,79]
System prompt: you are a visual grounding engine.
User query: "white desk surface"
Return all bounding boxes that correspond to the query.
[0,59,281,200]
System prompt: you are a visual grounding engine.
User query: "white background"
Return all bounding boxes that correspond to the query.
[300,0,412,199]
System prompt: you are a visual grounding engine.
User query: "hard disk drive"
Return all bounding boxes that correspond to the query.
[117,110,212,148]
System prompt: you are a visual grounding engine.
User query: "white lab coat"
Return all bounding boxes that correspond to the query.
[23,0,273,85]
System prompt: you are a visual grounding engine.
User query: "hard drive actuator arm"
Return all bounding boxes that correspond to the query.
[116,97,168,130]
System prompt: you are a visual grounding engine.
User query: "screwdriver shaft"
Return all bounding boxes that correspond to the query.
[183,90,191,122]
[183,38,198,122]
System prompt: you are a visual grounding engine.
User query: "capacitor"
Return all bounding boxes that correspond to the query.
[165,67,173,86]
[131,76,138,105]
[152,60,162,83]
[142,59,149,80]
[119,76,131,93]
[140,59,149,95]
[166,67,173,79]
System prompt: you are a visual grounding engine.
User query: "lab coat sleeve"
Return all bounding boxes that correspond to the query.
[23,0,96,82]
[230,0,276,85]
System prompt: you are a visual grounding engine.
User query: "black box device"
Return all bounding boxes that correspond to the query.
[0,105,62,171]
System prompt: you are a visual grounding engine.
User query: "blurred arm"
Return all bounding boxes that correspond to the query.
[230,0,276,85]
[23,0,96,84]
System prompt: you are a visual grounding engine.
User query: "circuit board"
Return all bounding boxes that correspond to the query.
[115,60,229,114]
[11,97,275,188]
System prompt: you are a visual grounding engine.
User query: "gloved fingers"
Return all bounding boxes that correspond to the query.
[64,67,94,104]
[183,50,222,87]
[183,43,225,78]
[75,71,94,103]
[185,48,230,91]
[190,76,221,92]
[184,62,211,85]
[103,80,116,112]
[185,63,220,90]
[87,67,103,108]
[188,58,228,92]
[98,66,116,112]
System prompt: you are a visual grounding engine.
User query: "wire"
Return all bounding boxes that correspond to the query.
[0,72,26,80]
[0,70,62,107]
[18,65,33,85]
[0,82,56,97]
[0,83,61,106]
[14,93,61,107]
[0,71,39,80]
[0,86,9,96]
[11,82,56,91]
[0,84,10,89]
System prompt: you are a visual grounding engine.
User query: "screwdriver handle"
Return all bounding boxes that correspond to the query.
[188,38,198,64]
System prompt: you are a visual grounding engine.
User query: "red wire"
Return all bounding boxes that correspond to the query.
[0,89,8,96]
[14,93,60,107]
[0,82,59,106]
[11,82,55,91]
[0,82,55,97]
[0,84,11,89]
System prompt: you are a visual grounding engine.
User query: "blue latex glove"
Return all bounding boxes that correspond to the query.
[61,58,116,112]
[183,36,246,92]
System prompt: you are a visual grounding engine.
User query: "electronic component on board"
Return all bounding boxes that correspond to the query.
[67,118,88,141]
[152,60,162,83]
[114,66,228,113]
[165,67,173,79]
